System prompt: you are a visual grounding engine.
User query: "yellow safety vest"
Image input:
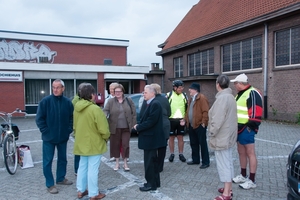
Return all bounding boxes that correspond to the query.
[236,87,254,124]
[167,92,187,118]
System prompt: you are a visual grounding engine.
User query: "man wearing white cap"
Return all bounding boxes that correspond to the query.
[230,73,263,190]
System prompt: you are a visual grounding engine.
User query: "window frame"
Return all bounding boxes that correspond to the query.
[173,56,183,78]
[221,36,262,72]
[188,48,214,76]
[275,26,300,67]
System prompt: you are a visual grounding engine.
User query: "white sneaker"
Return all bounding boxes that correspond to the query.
[239,179,257,189]
[109,157,116,162]
[232,174,248,183]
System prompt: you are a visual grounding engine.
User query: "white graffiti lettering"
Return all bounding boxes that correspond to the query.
[0,40,57,63]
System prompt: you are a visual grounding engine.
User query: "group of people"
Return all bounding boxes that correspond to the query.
[36,80,110,199]
[35,72,262,200]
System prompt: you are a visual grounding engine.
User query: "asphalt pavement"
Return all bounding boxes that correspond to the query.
[0,116,298,200]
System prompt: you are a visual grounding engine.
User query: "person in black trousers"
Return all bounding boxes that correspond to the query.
[133,85,166,191]
[141,83,171,172]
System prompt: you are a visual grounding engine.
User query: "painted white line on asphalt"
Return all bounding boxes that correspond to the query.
[102,156,172,200]
[20,129,39,132]
[71,135,171,199]
[16,139,42,145]
[255,138,294,147]
[257,155,288,159]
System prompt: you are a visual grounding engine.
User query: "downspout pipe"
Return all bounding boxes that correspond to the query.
[263,23,268,119]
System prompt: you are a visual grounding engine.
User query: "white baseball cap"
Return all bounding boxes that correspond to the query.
[230,73,248,83]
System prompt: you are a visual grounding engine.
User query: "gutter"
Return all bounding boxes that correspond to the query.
[264,23,268,119]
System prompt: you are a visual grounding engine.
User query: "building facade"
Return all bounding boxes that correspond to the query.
[0,30,148,114]
[156,0,300,122]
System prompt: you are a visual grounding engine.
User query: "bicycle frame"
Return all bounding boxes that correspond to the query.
[0,108,26,175]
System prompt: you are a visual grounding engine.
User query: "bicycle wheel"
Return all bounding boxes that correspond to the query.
[3,135,18,175]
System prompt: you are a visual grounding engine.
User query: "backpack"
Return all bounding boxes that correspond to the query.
[167,90,188,110]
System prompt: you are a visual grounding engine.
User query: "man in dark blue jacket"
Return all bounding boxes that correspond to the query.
[36,79,74,194]
[133,85,166,191]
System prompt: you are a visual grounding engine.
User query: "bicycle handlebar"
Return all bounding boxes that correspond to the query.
[0,108,27,117]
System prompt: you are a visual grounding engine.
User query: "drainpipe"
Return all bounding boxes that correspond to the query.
[264,23,268,119]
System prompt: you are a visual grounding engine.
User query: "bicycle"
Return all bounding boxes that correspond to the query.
[0,108,26,175]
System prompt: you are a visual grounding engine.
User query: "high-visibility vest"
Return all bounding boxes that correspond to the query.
[236,87,254,124]
[167,92,187,118]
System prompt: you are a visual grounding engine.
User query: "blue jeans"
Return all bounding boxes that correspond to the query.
[188,125,210,165]
[42,141,68,188]
[76,154,102,197]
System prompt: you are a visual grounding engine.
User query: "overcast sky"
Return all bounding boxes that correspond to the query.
[0,0,199,68]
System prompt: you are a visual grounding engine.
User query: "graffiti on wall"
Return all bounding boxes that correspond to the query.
[0,40,57,63]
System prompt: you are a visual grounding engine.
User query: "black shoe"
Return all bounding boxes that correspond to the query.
[168,154,175,162]
[199,164,210,169]
[139,186,156,192]
[144,183,160,188]
[187,160,200,165]
[179,154,186,162]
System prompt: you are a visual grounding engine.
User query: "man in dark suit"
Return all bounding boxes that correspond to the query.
[140,83,171,173]
[133,85,166,191]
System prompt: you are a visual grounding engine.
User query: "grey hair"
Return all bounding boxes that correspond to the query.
[216,74,230,89]
[53,79,65,87]
[145,85,157,94]
[150,83,161,94]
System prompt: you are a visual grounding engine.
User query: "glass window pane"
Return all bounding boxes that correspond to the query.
[222,45,230,72]
[25,79,50,104]
[202,51,208,74]
[291,27,300,64]
[188,54,195,76]
[208,49,214,74]
[276,29,290,66]
[195,53,201,75]
[232,42,240,71]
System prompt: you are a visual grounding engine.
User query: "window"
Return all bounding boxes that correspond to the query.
[174,57,183,77]
[25,79,98,105]
[104,59,112,65]
[75,80,97,94]
[222,36,262,72]
[188,49,214,76]
[38,57,49,63]
[25,79,50,104]
[275,26,300,66]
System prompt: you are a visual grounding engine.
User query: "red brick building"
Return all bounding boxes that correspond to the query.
[0,30,148,114]
[156,0,300,122]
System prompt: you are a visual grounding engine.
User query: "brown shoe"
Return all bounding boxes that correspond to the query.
[47,186,58,194]
[78,190,88,199]
[90,193,106,200]
[57,178,73,185]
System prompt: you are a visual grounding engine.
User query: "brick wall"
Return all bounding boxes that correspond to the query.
[161,13,300,122]
[0,82,25,113]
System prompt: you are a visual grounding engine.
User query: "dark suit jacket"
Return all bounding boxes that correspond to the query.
[136,98,166,150]
[140,94,171,140]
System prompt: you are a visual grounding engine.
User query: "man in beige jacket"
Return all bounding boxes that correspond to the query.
[208,74,237,200]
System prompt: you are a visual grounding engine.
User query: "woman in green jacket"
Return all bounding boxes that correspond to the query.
[73,84,110,200]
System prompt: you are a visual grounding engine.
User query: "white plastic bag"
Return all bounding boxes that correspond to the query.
[18,145,34,169]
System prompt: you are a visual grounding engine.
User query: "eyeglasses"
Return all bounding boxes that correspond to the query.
[114,91,123,93]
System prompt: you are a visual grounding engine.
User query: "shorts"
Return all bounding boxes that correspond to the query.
[169,119,185,136]
[237,127,255,145]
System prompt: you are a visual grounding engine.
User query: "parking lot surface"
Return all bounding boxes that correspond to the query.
[0,117,298,200]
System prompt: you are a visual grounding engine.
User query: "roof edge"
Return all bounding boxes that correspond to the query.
[156,2,300,56]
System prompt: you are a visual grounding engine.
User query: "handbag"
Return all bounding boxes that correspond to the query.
[18,145,34,169]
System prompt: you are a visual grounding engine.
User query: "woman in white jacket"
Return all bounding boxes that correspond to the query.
[208,74,237,200]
